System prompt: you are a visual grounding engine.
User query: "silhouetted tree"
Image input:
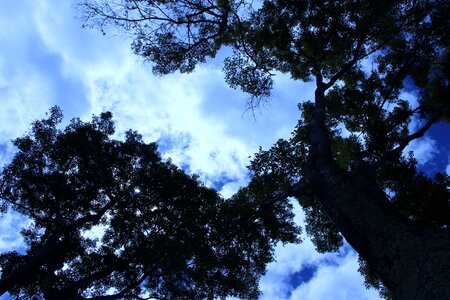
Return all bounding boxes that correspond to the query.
[0,107,300,299]
[78,0,450,298]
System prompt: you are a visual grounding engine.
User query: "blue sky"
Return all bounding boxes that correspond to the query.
[0,1,449,300]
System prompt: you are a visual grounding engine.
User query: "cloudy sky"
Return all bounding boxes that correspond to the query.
[0,1,449,300]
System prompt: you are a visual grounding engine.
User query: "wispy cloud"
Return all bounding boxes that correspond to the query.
[405,135,439,165]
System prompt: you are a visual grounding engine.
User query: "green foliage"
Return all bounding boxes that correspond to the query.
[0,107,300,299]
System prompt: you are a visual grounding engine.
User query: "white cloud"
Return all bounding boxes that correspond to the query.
[289,252,379,300]
[0,1,89,142]
[404,114,440,165]
[259,202,381,300]
[0,211,31,253]
[260,244,381,300]
[404,135,439,165]
[260,243,381,300]
[219,179,248,198]
[399,90,419,108]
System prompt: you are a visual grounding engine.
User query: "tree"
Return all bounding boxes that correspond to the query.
[77,0,450,299]
[0,107,300,299]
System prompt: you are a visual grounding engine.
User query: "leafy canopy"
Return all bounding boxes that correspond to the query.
[0,107,300,300]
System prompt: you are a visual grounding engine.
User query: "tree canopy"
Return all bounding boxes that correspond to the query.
[0,107,300,299]
[76,0,450,299]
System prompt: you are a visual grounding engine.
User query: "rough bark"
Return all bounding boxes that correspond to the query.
[307,87,450,300]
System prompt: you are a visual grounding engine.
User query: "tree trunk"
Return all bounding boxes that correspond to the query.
[307,87,450,299]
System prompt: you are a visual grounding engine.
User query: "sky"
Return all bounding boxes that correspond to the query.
[0,1,449,300]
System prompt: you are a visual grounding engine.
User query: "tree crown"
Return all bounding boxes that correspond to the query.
[0,107,300,299]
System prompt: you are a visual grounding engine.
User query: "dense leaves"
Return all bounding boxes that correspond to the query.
[0,107,300,299]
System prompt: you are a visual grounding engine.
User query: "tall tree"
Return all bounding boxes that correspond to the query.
[78,0,450,299]
[0,107,300,299]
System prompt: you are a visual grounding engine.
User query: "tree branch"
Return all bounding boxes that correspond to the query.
[389,116,438,157]
[232,10,274,77]
[323,38,364,90]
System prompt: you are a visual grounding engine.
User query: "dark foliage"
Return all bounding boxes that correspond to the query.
[0,107,300,299]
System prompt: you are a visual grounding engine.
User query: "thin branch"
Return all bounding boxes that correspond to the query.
[62,264,124,296]
[358,105,424,158]
[389,116,438,157]
[0,195,44,222]
[231,10,274,77]
[68,189,119,230]
[323,37,364,90]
